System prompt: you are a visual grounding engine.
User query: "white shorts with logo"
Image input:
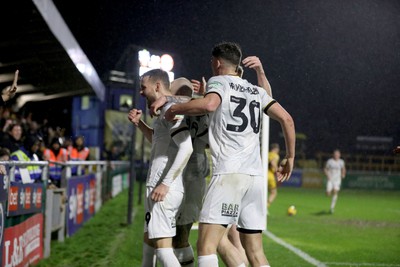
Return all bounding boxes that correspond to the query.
[199,174,266,231]
[144,186,184,239]
[177,176,206,225]
[326,178,341,192]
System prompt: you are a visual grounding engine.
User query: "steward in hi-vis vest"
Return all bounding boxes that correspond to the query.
[43,137,68,186]
[68,136,90,175]
[10,135,42,183]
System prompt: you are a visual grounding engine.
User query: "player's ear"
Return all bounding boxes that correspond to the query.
[155,82,161,92]
[216,58,222,69]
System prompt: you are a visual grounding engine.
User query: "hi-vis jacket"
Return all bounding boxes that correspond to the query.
[43,148,68,180]
[68,146,90,175]
[10,149,42,182]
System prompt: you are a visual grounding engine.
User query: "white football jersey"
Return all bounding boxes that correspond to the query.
[325,158,345,180]
[206,75,276,176]
[146,103,190,192]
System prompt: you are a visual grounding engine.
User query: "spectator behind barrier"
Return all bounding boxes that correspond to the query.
[0,70,18,105]
[0,147,10,175]
[0,122,24,153]
[10,135,42,183]
[68,135,89,175]
[43,137,68,187]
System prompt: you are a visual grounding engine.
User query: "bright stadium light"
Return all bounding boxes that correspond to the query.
[138,49,175,81]
[160,54,174,72]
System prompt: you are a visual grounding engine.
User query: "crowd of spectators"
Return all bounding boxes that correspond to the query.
[0,70,129,186]
[0,105,90,186]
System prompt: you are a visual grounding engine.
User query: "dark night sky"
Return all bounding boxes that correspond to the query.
[53,0,400,155]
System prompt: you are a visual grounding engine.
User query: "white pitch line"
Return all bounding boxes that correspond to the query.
[264,230,327,267]
[193,226,397,267]
[324,263,400,267]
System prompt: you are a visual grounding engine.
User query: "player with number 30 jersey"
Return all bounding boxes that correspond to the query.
[206,75,276,176]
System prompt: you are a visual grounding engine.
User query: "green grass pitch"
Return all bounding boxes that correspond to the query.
[37,185,400,267]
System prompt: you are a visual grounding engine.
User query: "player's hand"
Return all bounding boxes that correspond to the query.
[128,109,142,126]
[191,77,206,96]
[242,56,264,73]
[151,183,170,202]
[393,146,400,154]
[149,96,167,117]
[163,108,177,122]
[2,70,19,102]
[0,165,6,175]
[276,157,294,182]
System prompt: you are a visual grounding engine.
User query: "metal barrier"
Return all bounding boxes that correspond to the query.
[0,159,130,266]
[0,160,50,265]
[44,188,66,258]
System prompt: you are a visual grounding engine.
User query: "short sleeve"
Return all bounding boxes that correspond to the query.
[205,76,226,99]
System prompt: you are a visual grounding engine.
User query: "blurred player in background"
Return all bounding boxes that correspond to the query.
[267,143,280,208]
[128,69,193,267]
[324,149,346,214]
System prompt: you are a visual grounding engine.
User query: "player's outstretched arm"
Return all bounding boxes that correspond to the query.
[266,102,295,181]
[151,129,193,202]
[128,109,153,143]
[2,70,19,103]
[149,95,191,117]
[242,56,272,97]
[164,93,221,121]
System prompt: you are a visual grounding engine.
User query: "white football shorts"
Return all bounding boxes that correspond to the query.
[326,178,341,192]
[199,174,266,231]
[144,186,184,239]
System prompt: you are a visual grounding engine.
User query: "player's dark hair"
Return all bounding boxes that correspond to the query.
[141,69,170,91]
[270,143,280,150]
[212,42,242,69]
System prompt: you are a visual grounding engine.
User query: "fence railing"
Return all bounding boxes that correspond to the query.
[315,152,400,173]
